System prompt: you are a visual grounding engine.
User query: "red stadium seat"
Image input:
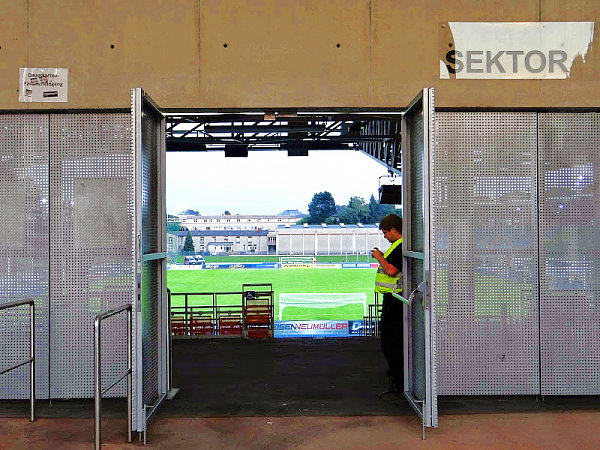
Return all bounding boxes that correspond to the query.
[244,301,273,338]
[219,315,242,335]
[171,316,187,336]
[190,316,214,336]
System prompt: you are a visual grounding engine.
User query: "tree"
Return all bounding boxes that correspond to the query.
[308,191,337,224]
[167,221,182,233]
[183,231,195,253]
[224,210,231,215]
[368,194,398,223]
[339,196,370,224]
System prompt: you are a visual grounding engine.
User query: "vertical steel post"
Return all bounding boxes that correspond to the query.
[127,307,132,443]
[184,294,189,335]
[94,318,101,450]
[166,290,171,392]
[29,302,35,422]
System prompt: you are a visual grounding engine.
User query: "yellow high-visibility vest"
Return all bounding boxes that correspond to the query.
[374,237,403,293]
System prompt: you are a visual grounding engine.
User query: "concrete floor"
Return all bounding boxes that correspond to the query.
[2,411,600,449]
[1,338,599,448]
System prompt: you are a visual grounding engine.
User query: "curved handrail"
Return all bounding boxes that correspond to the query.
[94,304,132,450]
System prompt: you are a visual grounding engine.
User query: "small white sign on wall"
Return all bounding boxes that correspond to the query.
[19,68,68,102]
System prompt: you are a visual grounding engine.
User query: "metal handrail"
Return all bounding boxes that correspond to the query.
[94,304,132,450]
[0,298,35,422]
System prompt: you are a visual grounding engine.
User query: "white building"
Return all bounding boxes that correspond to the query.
[168,229,269,255]
[175,213,301,231]
[272,224,386,256]
[168,223,386,256]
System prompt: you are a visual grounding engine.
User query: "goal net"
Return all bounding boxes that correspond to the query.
[279,256,316,268]
[278,293,367,320]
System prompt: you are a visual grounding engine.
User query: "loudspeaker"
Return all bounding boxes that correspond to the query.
[224,144,248,157]
[287,141,309,156]
[379,184,402,205]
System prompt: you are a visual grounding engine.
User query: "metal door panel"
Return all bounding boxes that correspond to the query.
[401,88,437,430]
[131,88,168,435]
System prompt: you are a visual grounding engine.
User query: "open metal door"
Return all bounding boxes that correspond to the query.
[131,88,168,443]
[401,88,437,437]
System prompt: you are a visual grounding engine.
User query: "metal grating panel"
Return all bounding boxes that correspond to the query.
[142,110,159,255]
[133,91,166,428]
[409,109,424,253]
[538,113,600,395]
[0,114,49,399]
[406,104,427,403]
[433,112,539,395]
[142,260,160,406]
[410,259,426,401]
[50,114,134,398]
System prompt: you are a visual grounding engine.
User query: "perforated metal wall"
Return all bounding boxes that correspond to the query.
[49,113,133,398]
[433,112,540,395]
[538,113,600,395]
[0,114,50,399]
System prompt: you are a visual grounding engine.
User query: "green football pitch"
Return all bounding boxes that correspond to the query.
[167,268,377,320]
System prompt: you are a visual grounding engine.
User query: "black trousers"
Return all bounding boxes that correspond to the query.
[380,293,404,387]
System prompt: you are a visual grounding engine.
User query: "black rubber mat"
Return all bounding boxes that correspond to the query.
[160,337,411,417]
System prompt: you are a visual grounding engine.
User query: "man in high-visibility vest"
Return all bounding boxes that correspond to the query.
[371,214,403,398]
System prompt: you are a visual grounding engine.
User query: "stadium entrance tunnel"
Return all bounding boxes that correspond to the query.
[163,108,407,416]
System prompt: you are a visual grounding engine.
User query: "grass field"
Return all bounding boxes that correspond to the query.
[167,267,377,320]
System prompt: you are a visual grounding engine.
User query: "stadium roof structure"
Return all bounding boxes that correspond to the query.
[278,209,304,217]
[165,112,402,174]
[277,224,378,229]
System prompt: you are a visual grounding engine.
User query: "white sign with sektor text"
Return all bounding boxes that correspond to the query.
[440,22,595,79]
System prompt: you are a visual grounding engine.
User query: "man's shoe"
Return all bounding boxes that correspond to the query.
[378,379,402,399]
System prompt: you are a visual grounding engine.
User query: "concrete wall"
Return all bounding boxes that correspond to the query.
[1,0,599,110]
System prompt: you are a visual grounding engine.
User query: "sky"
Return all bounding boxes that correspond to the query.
[166,150,394,216]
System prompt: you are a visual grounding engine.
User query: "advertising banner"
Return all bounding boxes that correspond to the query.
[341,262,378,269]
[314,263,342,269]
[203,262,280,270]
[274,320,365,338]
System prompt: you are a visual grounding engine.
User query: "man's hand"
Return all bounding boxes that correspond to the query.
[371,247,400,277]
[371,247,384,260]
